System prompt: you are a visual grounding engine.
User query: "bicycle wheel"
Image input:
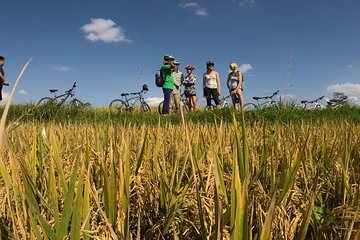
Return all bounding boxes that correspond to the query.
[70,99,85,107]
[37,97,54,106]
[140,102,151,113]
[158,101,164,114]
[109,99,127,113]
[243,103,258,111]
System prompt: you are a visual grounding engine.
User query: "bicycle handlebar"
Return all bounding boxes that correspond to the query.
[300,95,324,104]
[65,82,77,93]
[253,90,279,100]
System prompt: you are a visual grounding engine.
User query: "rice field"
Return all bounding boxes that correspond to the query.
[0,111,359,239]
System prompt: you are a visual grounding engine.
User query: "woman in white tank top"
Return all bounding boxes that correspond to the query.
[203,60,221,108]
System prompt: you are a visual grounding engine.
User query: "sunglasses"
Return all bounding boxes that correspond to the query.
[206,63,214,67]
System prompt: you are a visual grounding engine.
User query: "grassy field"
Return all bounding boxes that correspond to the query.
[0,104,359,239]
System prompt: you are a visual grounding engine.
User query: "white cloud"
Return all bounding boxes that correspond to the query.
[81,18,131,43]
[146,97,163,107]
[179,2,208,17]
[53,65,70,72]
[234,0,255,6]
[239,63,253,74]
[347,64,354,69]
[18,90,28,95]
[327,82,360,105]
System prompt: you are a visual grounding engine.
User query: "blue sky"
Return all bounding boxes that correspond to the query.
[1,0,360,107]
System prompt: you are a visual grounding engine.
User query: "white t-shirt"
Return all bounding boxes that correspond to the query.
[204,73,217,89]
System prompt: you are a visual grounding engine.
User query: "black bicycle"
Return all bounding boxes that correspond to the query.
[243,90,279,111]
[296,96,324,110]
[327,92,348,109]
[109,84,151,113]
[37,82,90,107]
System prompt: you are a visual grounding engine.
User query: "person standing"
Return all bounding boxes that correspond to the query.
[183,64,198,111]
[227,62,244,111]
[0,56,9,102]
[171,60,184,113]
[161,54,175,115]
[203,60,221,109]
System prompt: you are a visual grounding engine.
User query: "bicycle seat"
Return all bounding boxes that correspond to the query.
[300,100,307,104]
[253,97,261,100]
[121,93,129,97]
[49,89,58,93]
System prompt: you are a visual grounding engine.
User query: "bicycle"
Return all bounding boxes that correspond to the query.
[327,92,348,109]
[37,82,90,107]
[243,90,279,110]
[158,93,189,114]
[109,84,151,113]
[204,94,231,110]
[296,96,324,110]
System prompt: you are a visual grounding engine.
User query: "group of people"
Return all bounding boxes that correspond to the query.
[0,56,9,102]
[160,54,244,115]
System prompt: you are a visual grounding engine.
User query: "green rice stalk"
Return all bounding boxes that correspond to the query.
[0,151,21,239]
[259,189,277,240]
[4,136,28,239]
[213,169,223,240]
[230,160,249,240]
[58,152,80,239]
[48,152,60,230]
[135,129,148,175]
[50,132,68,194]
[18,155,58,239]
[70,162,85,239]
[119,140,130,239]
[90,182,118,239]
[296,174,318,240]
[81,161,92,240]
[180,107,207,239]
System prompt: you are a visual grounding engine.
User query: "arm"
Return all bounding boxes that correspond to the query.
[226,73,231,89]
[237,71,243,90]
[0,72,8,85]
[203,74,206,89]
[216,72,221,95]
[191,75,197,85]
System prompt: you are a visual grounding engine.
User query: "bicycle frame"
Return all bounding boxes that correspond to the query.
[244,90,279,110]
[109,84,150,113]
[299,96,324,110]
[51,91,74,105]
[121,93,143,110]
[37,82,78,106]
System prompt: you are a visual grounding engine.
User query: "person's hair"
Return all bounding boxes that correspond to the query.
[0,56,5,61]
[230,62,238,70]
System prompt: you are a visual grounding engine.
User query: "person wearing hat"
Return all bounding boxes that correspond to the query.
[183,64,198,111]
[171,59,184,113]
[0,56,9,101]
[203,60,221,109]
[160,54,176,115]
